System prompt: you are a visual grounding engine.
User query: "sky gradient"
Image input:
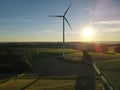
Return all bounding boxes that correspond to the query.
[0,0,120,42]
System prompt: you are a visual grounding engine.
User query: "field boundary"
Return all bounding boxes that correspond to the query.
[0,73,26,84]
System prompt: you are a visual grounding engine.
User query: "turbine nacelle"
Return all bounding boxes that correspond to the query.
[49,3,72,30]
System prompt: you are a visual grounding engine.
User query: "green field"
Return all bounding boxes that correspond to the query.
[0,45,120,90]
[96,58,120,90]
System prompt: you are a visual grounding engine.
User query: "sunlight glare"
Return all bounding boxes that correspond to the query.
[81,27,95,39]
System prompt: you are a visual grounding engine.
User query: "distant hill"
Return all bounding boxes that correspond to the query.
[0,41,120,52]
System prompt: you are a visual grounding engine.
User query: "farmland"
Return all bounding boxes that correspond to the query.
[96,58,120,90]
[0,42,120,90]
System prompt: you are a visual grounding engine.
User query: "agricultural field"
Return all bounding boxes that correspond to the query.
[0,42,120,90]
[96,58,120,90]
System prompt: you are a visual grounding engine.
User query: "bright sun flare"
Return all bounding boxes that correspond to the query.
[81,27,95,39]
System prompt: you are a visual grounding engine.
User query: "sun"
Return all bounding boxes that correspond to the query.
[81,27,95,39]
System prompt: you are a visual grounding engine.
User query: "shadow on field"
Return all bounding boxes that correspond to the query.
[75,65,95,90]
[30,53,96,90]
[75,50,96,90]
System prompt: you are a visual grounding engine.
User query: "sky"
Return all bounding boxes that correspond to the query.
[0,0,120,42]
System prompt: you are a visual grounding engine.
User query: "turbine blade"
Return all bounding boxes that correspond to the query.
[48,15,63,17]
[64,3,72,16]
[64,17,72,30]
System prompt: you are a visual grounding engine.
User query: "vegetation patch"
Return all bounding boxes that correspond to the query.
[0,50,32,73]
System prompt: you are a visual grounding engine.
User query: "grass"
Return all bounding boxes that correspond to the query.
[90,52,120,62]
[96,58,120,90]
[0,76,15,84]
[40,75,77,80]
[0,79,10,84]
[29,48,79,60]
[0,73,26,84]
[0,47,120,90]
[96,58,120,70]
[65,52,83,62]
[63,51,120,63]
[0,79,35,90]
[28,79,75,90]
[0,74,104,90]
[64,52,120,89]
[21,76,102,90]
[102,71,120,90]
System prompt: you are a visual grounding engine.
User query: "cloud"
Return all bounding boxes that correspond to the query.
[94,20,120,33]
[93,20,120,34]
[94,20,120,25]
[102,29,120,33]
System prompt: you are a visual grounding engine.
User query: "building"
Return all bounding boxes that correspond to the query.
[105,44,120,54]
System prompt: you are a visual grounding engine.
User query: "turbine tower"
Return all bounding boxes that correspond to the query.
[49,4,72,57]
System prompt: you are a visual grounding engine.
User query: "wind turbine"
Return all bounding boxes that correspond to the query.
[49,4,72,57]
